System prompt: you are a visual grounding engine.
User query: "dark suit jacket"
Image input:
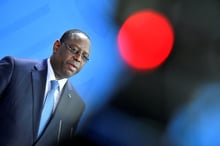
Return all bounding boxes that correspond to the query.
[0,56,85,146]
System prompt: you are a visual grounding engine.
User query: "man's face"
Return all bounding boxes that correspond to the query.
[51,33,91,80]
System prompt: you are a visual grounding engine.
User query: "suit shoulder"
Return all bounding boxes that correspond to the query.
[0,56,43,74]
[0,56,15,64]
[1,56,39,66]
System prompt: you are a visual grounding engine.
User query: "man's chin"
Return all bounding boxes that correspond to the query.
[65,70,77,77]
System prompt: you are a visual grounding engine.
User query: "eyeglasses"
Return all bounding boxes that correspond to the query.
[64,43,90,63]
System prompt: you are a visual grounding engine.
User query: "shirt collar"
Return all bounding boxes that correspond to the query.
[47,58,67,91]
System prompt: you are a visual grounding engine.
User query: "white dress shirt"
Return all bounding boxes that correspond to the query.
[43,58,67,111]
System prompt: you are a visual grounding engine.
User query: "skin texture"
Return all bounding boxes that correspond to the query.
[50,30,91,80]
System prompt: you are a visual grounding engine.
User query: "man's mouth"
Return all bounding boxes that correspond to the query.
[67,63,78,72]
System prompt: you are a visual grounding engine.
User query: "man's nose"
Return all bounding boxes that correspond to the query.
[73,52,83,62]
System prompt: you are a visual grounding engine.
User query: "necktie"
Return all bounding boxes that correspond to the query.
[37,80,58,137]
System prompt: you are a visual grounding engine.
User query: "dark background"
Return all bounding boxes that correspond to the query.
[77,0,220,145]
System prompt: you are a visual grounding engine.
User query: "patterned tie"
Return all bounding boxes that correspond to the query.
[37,80,58,137]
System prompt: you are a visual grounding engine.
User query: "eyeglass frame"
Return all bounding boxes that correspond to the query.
[63,42,90,63]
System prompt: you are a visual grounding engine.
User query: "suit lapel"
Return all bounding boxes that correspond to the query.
[31,60,47,140]
[49,81,84,126]
[53,82,76,118]
[34,81,85,145]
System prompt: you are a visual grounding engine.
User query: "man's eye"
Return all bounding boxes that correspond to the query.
[83,55,89,60]
[71,47,78,53]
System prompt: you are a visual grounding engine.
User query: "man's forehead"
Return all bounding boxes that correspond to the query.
[70,32,88,40]
[67,32,91,51]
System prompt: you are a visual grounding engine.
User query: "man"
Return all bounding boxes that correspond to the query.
[0,29,91,146]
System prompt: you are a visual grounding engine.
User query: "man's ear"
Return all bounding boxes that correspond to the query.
[53,40,61,53]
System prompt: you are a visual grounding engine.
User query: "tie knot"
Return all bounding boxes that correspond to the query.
[50,80,58,90]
